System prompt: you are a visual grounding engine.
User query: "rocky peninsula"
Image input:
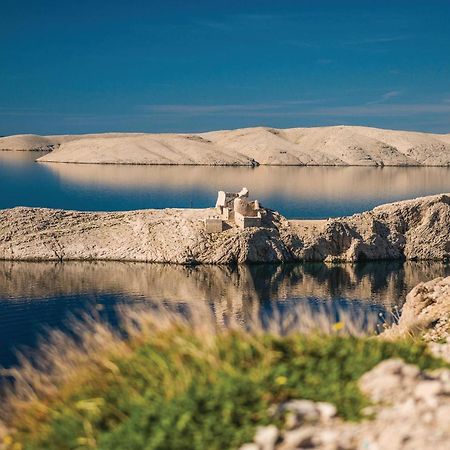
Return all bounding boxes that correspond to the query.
[1,125,450,166]
[1,193,449,263]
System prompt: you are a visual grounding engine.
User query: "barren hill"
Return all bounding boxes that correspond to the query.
[1,126,450,166]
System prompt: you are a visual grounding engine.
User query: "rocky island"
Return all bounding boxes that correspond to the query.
[1,192,449,263]
[1,125,450,166]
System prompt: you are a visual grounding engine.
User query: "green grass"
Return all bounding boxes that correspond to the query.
[3,326,446,450]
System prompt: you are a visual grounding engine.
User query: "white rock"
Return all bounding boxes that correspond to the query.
[435,404,450,425]
[2,194,450,264]
[384,275,450,341]
[313,428,339,445]
[316,402,337,422]
[414,380,442,399]
[239,444,260,450]
[400,364,420,379]
[254,425,279,450]
[281,399,320,423]
[280,427,315,449]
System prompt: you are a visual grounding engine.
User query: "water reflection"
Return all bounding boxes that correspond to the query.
[42,163,450,218]
[1,152,450,217]
[43,162,450,201]
[1,261,449,367]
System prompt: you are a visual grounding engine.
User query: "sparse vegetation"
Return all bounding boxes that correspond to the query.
[0,305,447,450]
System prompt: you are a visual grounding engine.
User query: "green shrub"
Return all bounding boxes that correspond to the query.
[5,327,446,450]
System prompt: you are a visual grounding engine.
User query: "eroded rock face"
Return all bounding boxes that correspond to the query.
[0,194,449,264]
[287,193,450,262]
[0,207,290,264]
[241,360,450,450]
[384,275,450,344]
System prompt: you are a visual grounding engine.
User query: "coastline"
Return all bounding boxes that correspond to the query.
[1,193,449,264]
[1,125,450,166]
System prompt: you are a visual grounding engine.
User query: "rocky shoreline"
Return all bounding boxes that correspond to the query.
[1,193,449,263]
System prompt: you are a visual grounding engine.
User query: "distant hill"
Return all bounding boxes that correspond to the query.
[1,126,450,166]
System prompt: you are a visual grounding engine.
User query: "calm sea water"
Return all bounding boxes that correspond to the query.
[1,152,450,369]
[2,152,450,218]
[1,260,450,368]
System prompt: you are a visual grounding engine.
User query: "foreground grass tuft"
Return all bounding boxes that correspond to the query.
[0,306,447,450]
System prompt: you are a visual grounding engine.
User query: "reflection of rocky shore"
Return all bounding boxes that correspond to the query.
[41,163,450,203]
[0,259,448,367]
[1,260,449,310]
[1,257,449,376]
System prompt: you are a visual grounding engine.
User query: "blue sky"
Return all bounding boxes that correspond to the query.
[1,0,450,135]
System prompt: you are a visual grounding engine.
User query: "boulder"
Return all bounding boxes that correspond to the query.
[383,275,450,342]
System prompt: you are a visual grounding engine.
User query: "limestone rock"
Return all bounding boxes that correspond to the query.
[0,193,449,264]
[383,275,450,342]
[254,425,279,450]
[3,126,450,166]
[239,444,260,450]
[242,360,450,450]
[289,193,450,262]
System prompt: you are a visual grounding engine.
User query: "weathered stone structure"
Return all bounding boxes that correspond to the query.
[204,218,225,233]
[211,187,262,231]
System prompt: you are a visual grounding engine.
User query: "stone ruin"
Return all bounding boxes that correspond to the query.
[204,187,263,233]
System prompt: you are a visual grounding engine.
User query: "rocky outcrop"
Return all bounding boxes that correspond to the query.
[0,134,58,152]
[382,274,450,362]
[384,276,450,345]
[0,194,449,264]
[0,133,144,152]
[241,359,450,450]
[289,193,450,262]
[1,126,450,166]
[0,207,292,264]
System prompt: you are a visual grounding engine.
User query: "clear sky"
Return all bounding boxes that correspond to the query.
[1,0,450,135]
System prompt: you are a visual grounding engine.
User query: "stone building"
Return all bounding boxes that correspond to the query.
[205,187,262,232]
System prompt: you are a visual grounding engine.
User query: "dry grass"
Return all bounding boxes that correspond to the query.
[0,300,380,429]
